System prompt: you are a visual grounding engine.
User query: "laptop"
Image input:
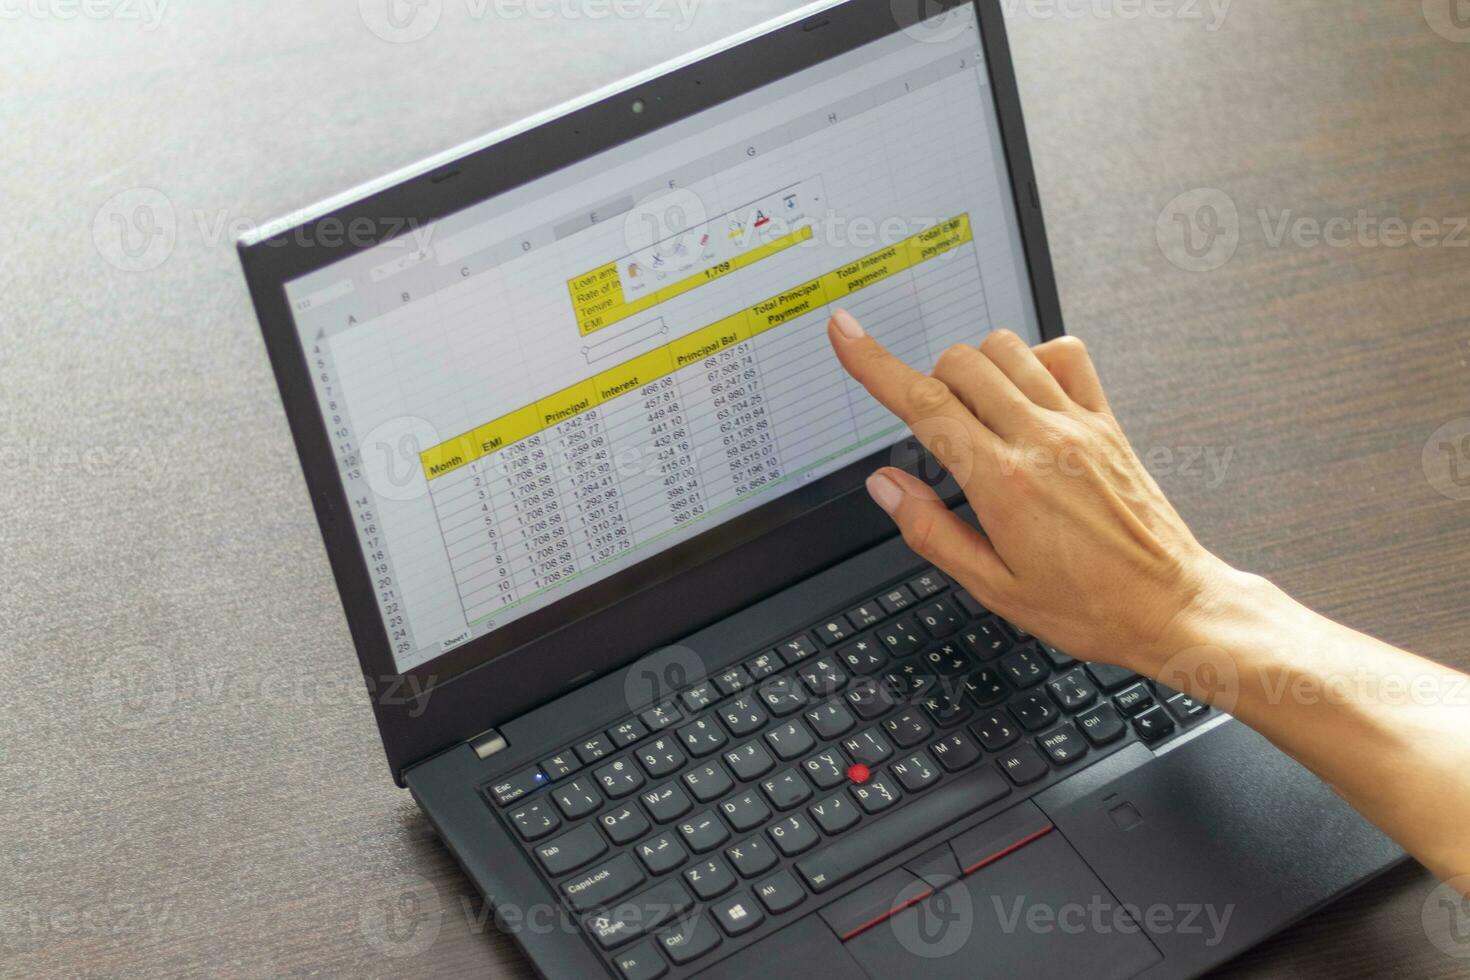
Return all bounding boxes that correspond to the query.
[237,2,1404,976]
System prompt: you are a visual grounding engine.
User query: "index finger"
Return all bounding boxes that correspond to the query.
[826,309,1000,482]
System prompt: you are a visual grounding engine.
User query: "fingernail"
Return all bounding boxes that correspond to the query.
[831,308,864,339]
[866,472,904,515]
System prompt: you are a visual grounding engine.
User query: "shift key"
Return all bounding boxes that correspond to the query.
[562,854,646,912]
[795,766,1010,892]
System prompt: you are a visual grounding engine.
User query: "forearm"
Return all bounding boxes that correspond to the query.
[1136,567,1470,886]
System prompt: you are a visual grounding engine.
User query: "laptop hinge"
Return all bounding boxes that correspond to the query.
[469,728,508,760]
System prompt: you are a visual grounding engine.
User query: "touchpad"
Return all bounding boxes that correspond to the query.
[844,831,1162,980]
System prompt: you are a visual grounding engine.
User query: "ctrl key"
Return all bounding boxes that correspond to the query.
[656,913,722,966]
[614,939,667,980]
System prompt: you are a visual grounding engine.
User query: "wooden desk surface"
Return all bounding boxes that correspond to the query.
[3,1,1467,977]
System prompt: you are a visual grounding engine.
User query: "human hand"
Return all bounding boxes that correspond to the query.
[827,308,1239,671]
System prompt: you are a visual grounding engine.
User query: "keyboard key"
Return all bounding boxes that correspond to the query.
[995,744,1049,786]
[599,804,651,845]
[774,633,818,664]
[676,811,729,853]
[489,767,548,806]
[718,790,771,833]
[919,689,971,727]
[754,870,807,914]
[1046,668,1099,712]
[815,615,853,646]
[768,813,820,856]
[845,601,883,630]
[1133,705,1176,743]
[676,718,728,757]
[1075,703,1126,746]
[809,791,861,834]
[539,751,578,781]
[635,832,687,875]
[714,665,754,696]
[970,711,1020,751]
[757,676,809,716]
[890,750,941,792]
[915,598,963,637]
[712,890,765,936]
[640,702,683,731]
[882,710,934,748]
[954,590,987,618]
[508,799,561,841]
[797,657,849,697]
[836,636,887,675]
[745,652,782,679]
[578,734,615,764]
[595,758,646,798]
[1036,725,1088,766]
[883,660,937,700]
[552,778,603,819]
[842,728,894,766]
[1165,691,1209,724]
[964,667,1010,708]
[921,642,971,676]
[683,857,737,900]
[641,784,693,824]
[845,678,897,720]
[929,731,982,772]
[797,765,1010,892]
[999,647,1049,689]
[877,585,918,615]
[585,878,692,949]
[680,683,717,712]
[726,835,778,878]
[562,853,646,911]
[609,720,649,748]
[723,741,775,781]
[1009,692,1058,732]
[1085,662,1141,693]
[682,763,733,803]
[804,700,856,740]
[1113,683,1155,716]
[717,695,767,737]
[849,773,903,814]
[760,768,813,810]
[907,569,948,598]
[613,939,667,980]
[801,749,847,789]
[960,619,1013,660]
[636,737,686,778]
[1039,643,1076,668]
[656,913,722,966]
[876,616,925,657]
[765,720,815,761]
[535,823,606,875]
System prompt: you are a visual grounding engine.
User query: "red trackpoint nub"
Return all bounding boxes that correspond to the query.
[847,763,871,784]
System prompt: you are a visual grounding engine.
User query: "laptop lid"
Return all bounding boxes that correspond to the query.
[238,0,1064,783]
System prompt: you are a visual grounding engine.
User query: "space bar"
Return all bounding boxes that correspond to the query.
[795,767,1011,893]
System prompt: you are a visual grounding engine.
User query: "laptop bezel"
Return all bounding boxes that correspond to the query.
[238,0,1065,784]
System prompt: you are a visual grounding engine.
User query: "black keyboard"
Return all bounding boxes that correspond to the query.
[483,567,1212,980]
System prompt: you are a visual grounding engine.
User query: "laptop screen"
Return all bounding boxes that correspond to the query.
[282,3,1041,673]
